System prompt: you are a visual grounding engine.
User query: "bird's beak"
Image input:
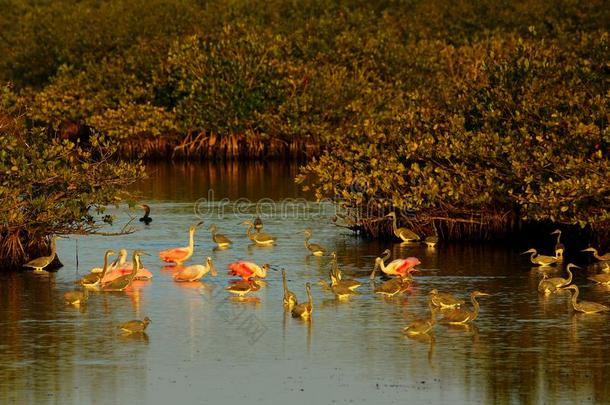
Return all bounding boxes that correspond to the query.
[196,221,204,227]
[479,292,491,296]
[140,252,151,256]
[268,265,279,272]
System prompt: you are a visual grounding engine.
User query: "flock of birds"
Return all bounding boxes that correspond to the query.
[21,205,610,336]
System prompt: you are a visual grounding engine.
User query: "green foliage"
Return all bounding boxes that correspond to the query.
[0,87,144,269]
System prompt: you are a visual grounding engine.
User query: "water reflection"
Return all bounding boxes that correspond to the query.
[3,163,610,403]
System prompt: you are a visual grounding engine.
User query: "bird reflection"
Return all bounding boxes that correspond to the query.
[161,264,183,272]
[119,332,150,344]
[406,333,435,367]
[213,245,231,253]
[174,281,206,290]
[228,296,261,305]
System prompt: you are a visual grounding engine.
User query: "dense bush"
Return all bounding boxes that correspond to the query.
[0,86,143,269]
[1,0,609,239]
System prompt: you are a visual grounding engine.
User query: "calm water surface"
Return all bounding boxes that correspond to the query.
[1,162,610,404]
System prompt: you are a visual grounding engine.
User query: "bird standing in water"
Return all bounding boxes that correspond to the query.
[228,261,269,280]
[550,229,564,261]
[303,229,326,256]
[522,248,559,267]
[103,250,148,291]
[403,298,437,336]
[77,250,116,289]
[439,291,490,325]
[385,212,420,242]
[159,222,202,265]
[428,289,464,309]
[292,283,313,319]
[119,317,151,334]
[581,247,610,262]
[64,288,89,306]
[139,204,152,225]
[174,257,217,282]
[209,224,232,248]
[226,280,262,296]
[23,236,59,273]
[282,270,298,309]
[242,220,276,246]
[564,285,609,314]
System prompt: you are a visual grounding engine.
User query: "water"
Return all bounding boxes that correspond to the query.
[1,161,610,404]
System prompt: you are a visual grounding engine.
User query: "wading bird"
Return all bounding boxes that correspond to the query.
[522,248,559,267]
[174,257,217,282]
[76,250,116,289]
[119,317,151,334]
[439,291,490,325]
[581,247,610,262]
[372,278,409,297]
[292,283,313,319]
[303,229,326,256]
[550,229,564,261]
[253,217,264,232]
[228,261,269,280]
[564,285,609,314]
[242,220,276,246]
[385,212,420,242]
[91,248,127,274]
[23,235,59,273]
[139,204,152,225]
[209,224,232,248]
[537,273,558,295]
[543,263,578,289]
[428,289,464,309]
[102,250,152,283]
[328,252,362,291]
[226,280,262,296]
[103,250,148,291]
[424,235,439,248]
[282,270,298,309]
[372,255,420,279]
[159,222,202,265]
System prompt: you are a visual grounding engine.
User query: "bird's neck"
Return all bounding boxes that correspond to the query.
[131,255,140,277]
[49,238,57,257]
[304,237,310,249]
[470,295,481,320]
[101,253,111,277]
[306,288,313,309]
[565,268,573,285]
[188,230,196,251]
[571,288,579,306]
[391,215,398,232]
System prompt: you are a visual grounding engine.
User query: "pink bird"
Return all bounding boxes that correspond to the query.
[102,252,153,284]
[174,257,217,282]
[228,261,270,280]
[374,256,421,278]
[159,222,202,265]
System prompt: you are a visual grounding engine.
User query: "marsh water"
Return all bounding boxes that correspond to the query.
[2,161,610,404]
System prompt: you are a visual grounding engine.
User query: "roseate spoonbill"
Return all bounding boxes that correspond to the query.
[282,270,297,309]
[159,222,202,265]
[581,247,610,262]
[303,229,326,256]
[291,283,313,319]
[64,288,88,305]
[385,212,420,242]
[428,289,464,308]
[522,248,559,266]
[174,257,217,282]
[209,224,232,248]
[537,273,558,295]
[23,236,58,273]
[77,250,115,288]
[228,261,269,280]
[439,291,490,325]
[550,229,564,261]
[102,251,152,283]
[119,317,151,333]
[103,250,147,291]
[242,220,276,246]
[403,299,437,336]
[226,280,262,296]
[139,204,152,225]
[544,263,578,289]
[564,285,609,314]
[253,216,264,232]
[372,255,420,279]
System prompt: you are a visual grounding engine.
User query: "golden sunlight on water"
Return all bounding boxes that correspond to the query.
[1,162,609,404]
